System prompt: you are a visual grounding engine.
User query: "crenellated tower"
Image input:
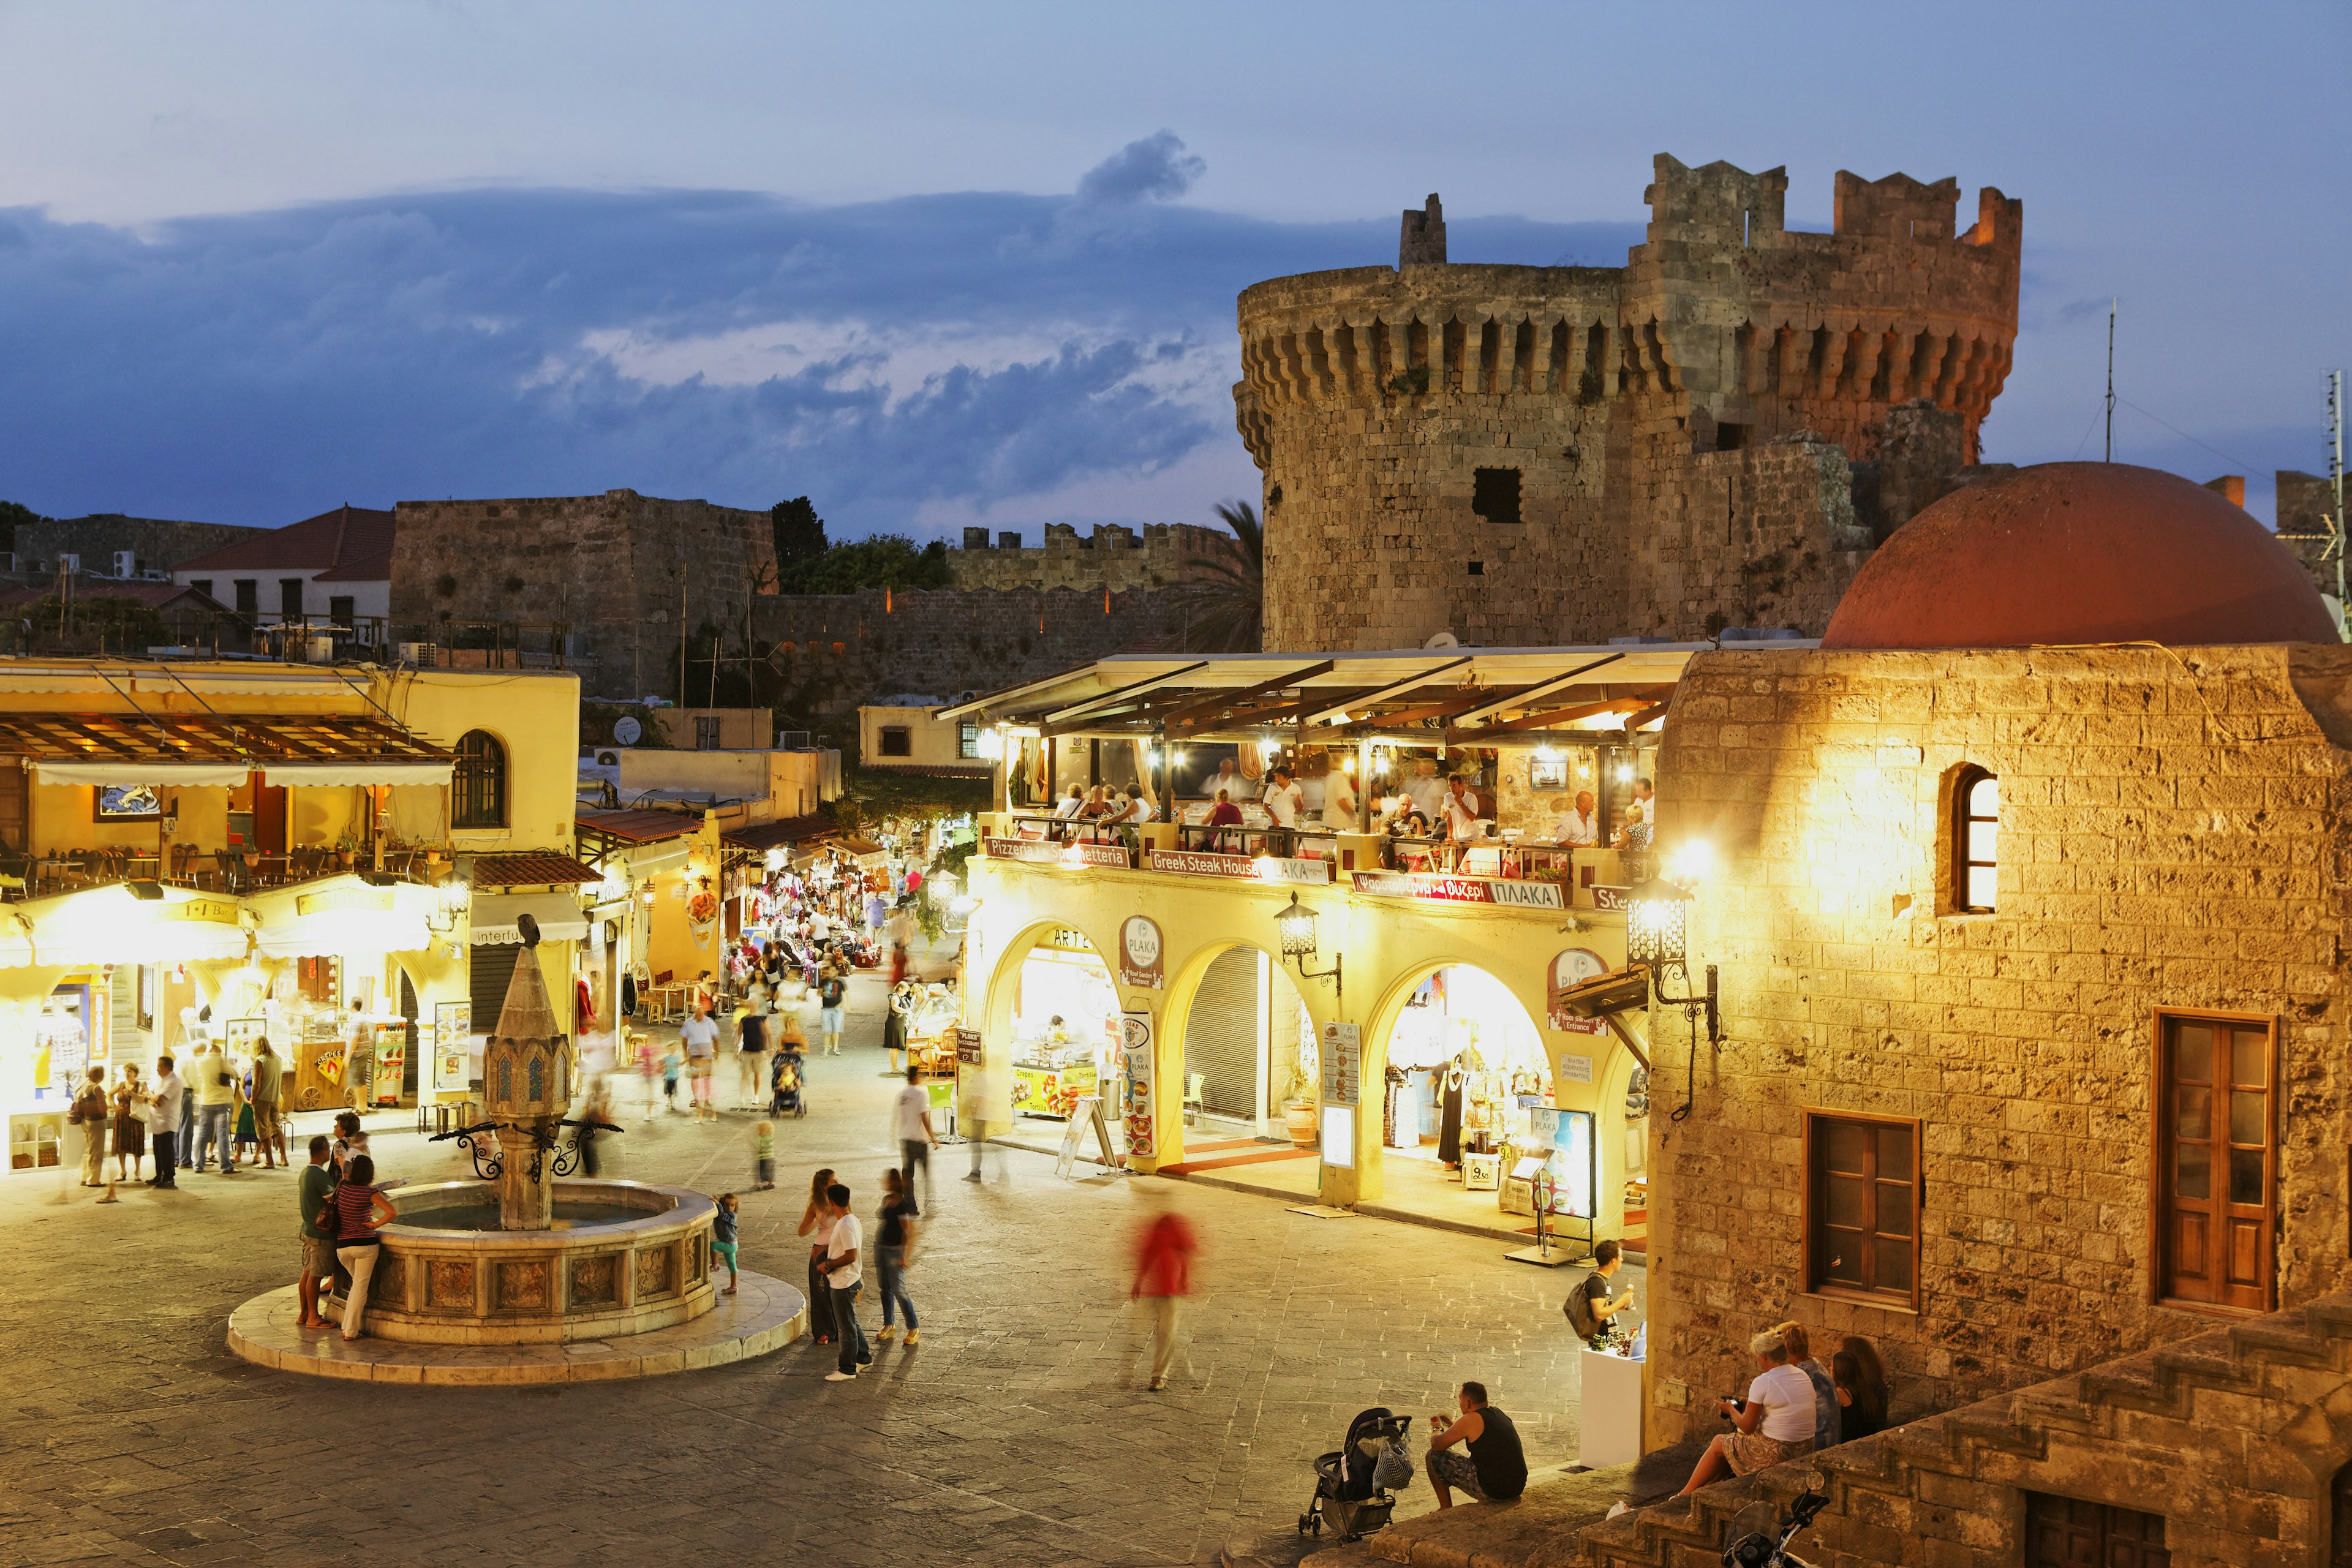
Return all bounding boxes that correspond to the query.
[1234,154,2022,650]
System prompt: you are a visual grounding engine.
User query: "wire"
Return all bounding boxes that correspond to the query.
[1668,1003,1697,1123]
[2068,404,2104,461]
[2116,396,2263,476]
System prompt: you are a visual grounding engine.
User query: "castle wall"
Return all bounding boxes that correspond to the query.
[390,489,775,701]
[12,514,263,578]
[945,521,1234,593]
[1645,644,2352,1445]
[1238,154,2019,651]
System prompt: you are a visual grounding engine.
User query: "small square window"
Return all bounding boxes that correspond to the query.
[880,727,912,758]
[1472,467,1521,525]
[959,723,981,760]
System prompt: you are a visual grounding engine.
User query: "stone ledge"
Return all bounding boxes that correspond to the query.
[227,1273,805,1385]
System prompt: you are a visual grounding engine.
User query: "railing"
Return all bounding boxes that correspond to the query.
[0,844,448,902]
[1170,823,1340,862]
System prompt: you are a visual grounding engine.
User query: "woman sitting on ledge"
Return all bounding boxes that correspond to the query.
[1675,1329,1817,1498]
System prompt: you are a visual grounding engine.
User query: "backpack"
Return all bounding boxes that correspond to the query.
[1562,1273,1602,1340]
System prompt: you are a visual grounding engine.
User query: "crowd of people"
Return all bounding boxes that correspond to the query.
[1671,1321,1892,1498]
[64,1035,296,1190]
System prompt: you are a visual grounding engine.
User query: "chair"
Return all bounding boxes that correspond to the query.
[1182,1072,1205,1126]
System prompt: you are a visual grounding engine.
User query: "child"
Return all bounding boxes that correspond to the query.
[753,1120,775,1190]
[712,1192,741,1295]
[660,1044,682,1111]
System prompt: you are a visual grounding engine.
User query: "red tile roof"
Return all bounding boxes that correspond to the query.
[469,853,601,886]
[574,808,699,845]
[173,505,395,576]
[720,814,841,851]
[314,548,393,584]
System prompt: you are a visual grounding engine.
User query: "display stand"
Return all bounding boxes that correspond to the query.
[1054,1093,1123,1180]
[1577,1347,1644,1468]
[1507,1167,1578,1268]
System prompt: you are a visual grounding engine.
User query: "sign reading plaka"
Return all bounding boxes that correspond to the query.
[1350,871,1564,909]
[1119,916,1164,989]
[985,837,1126,869]
[1148,850,1330,884]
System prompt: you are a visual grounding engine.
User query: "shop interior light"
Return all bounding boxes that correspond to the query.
[641,886,657,907]
[1340,753,1356,774]
[1533,744,1559,763]
[1617,764,1634,783]
[1259,736,1281,763]
[976,728,1005,760]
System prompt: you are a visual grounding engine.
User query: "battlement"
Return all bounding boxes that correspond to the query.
[1833,168,1959,239]
[1398,192,1446,266]
[1644,153,1789,244]
[944,521,1237,593]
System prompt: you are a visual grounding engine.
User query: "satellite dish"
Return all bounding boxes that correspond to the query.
[613,715,643,746]
[1423,631,1460,649]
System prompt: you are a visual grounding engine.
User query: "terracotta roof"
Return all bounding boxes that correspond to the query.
[313,548,393,584]
[470,852,601,886]
[574,808,699,845]
[0,710,451,766]
[720,814,840,851]
[173,505,395,575]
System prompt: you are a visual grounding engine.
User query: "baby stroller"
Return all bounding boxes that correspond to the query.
[771,1045,807,1118]
[1298,1406,1414,1543]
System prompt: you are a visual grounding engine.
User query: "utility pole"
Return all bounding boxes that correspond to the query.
[2104,298,2117,463]
[2331,369,2346,640]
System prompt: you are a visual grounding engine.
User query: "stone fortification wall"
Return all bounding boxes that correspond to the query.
[946,521,1236,593]
[12,514,263,577]
[1644,643,2352,1443]
[1237,153,2020,650]
[390,489,775,700]
[753,586,1221,709]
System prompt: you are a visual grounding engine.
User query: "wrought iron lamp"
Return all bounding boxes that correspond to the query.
[1275,891,1343,998]
[1623,875,1717,1043]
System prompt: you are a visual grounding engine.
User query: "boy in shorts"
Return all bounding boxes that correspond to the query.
[296,1134,338,1327]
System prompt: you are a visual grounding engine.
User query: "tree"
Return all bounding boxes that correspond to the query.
[774,533,954,595]
[771,497,827,572]
[0,500,47,552]
[1182,500,1265,652]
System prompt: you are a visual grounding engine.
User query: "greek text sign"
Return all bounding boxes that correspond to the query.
[1349,871,1565,909]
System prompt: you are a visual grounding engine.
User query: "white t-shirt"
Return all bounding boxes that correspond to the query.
[1403,773,1446,818]
[1263,780,1303,828]
[1322,772,1357,831]
[894,1084,932,1142]
[826,1210,865,1289]
[679,1016,719,1060]
[1748,1363,1818,1444]
[1054,794,1085,819]
[1551,807,1599,846]
[1441,790,1480,839]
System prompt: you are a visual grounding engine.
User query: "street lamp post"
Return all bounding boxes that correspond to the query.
[1274,891,1342,999]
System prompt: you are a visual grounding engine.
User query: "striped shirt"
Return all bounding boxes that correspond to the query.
[334,1183,383,1245]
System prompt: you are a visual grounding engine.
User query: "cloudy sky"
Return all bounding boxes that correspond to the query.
[1,1,2345,532]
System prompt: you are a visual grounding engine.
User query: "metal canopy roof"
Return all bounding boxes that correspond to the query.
[0,710,453,766]
[935,643,1718,744]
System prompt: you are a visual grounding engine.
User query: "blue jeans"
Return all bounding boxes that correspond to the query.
[878,1244,917,1330]
[194,1104,234,1170]
[832,1281,870,1374]
[177,1089,196,1166]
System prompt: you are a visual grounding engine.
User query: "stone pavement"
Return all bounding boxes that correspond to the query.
[0,970,1645,1567]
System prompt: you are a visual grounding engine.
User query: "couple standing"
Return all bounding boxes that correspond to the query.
[800,1166,922,1381]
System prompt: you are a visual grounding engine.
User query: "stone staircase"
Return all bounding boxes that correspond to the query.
[1303,1294,2352,1568]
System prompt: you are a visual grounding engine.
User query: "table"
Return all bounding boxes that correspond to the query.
[644,984,689,1023]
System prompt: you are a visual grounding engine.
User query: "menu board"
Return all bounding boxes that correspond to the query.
[434,1001,472,1092]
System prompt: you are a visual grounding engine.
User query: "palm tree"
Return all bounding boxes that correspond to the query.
[1181,500,1265,652]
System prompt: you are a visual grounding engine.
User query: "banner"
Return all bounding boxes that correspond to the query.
[1147,849,1332,884]
[1118,916,1164,990]
[985,837,1126,868]
[1119,1011,1155,1158]
[1350,870,1564,908]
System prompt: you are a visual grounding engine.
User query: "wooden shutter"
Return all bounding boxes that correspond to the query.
[2026,1493,2170,1568]
[1805,1112,1921,1308]
[2157,1012,2275,1311]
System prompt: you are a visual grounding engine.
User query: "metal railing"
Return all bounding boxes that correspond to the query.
[0,843,449,902]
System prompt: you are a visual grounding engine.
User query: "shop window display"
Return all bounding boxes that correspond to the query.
[1010,935,1118,1120]
[1381,965,1578,1218]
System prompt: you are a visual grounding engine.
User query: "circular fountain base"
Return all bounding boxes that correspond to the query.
[228,1272,806,1385]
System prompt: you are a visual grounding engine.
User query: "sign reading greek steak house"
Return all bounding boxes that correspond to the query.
[1349,870,1565,909]
[1147,849,1331,885]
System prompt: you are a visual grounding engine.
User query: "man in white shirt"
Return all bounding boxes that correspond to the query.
[1322,764,1358,832]
[893,1065,938,1205]
[1205,758,1242,799]
[1440,775,1482,841]
[1551,790,1600,846]
[146,1056,183,1188]
[679,1006,720,1122]
[1403,758,1447,821]
[818,1182,872,1379]
[1262,766,1305,854]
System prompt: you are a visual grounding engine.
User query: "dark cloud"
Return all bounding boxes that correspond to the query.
[0,189,1638,531]
[1076,131,1207,208]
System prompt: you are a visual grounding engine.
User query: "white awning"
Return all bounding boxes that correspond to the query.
[31,761,252,788]
[0,884,249,969]
[246,874,436,959]
[263,762,454,788]
[469,892,590,946]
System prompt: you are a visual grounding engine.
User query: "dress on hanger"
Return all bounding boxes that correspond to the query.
[1438,1063,1466,1166]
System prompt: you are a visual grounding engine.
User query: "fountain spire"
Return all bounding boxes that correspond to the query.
[480,912,568,1229]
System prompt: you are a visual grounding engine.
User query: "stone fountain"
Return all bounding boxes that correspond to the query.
[227,914,805,1383]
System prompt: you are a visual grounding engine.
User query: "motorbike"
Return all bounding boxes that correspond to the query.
[1720,1470,1831,1568]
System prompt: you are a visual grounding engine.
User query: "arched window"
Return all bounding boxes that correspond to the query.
[1953,766,1998,913]
[451,729,507,829]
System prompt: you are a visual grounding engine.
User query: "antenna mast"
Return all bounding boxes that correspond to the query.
[2331,369,2346,640]
[2104,298,2117,462]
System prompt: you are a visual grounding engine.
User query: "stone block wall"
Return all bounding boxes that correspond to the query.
[390,489,775,701]
[945,521,1237,593]
[1642,643,2352,1446]
[1239,153,2020,651]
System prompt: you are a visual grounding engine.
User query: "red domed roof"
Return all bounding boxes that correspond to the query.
[1821,462,2339,650]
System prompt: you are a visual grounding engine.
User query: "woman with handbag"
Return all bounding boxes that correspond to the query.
[111,1063,147,1183]
[68,1066,108,1186]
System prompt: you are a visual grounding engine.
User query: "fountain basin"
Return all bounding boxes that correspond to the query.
[325,1179,718,1345]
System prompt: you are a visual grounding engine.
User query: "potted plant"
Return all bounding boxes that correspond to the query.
[1278,1055,1319,1147]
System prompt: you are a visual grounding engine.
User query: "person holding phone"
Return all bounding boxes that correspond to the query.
[1424,1381,1528,1508]
[1674,1329,1818,1496]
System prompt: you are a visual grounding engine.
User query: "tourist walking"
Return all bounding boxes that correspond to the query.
[816,967,847,1057]
[752,1120,775,1189]
[818,1181,872,1380]
[736,998,767,1108]
[680,1004,720,1120]
[332,1154,397,1341]
[68,1066,108,1187]
[111,1063,146,1183]
[232,1055,260,1167]
[146,1055,181,1188]
[875,1167,920,1346]
[893,1065,938,1207]
[1130,1204,1197,1392]
[330,1110,370,1175]
[631,1030,658,1120]
[175,1046,197,1170]
[192,1042,239,1174]
[297,1134,337,1329]
[712,1193,741,1294]
[799,1167,839,1344]
[251,1039,286,1169]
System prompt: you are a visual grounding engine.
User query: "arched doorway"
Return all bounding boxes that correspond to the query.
[1178,945,1313,1144]
[987,924,1123,1138]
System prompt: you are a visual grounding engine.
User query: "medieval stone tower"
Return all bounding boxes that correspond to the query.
[1234,155,2022,649]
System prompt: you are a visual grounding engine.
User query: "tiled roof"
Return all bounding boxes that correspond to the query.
[574,808,699,845]
[469,853,601,886]
[313,548,393,584]
[173,505,395,575]
[0,711,450,766]
[720,815,841,851]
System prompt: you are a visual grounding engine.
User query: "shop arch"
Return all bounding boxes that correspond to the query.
[976,917,1124,1128]
[1155,939,1323,1152]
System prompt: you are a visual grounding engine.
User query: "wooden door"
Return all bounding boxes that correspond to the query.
[252,778,287,854]
[2158,1014,2274,1311]
[2026,1493,2169,1567]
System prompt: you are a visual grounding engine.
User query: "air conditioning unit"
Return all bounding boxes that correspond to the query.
[113,551,137,579]
[56,553,79,576]
[396,641,433,665]
[304,635,336,663]
[777,730,810,750]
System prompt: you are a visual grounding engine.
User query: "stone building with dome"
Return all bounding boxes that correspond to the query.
[1642,462,2352,1455]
